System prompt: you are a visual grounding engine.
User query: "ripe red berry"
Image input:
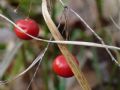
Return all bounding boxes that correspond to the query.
[14,19,39,40]
[52,54,79,78]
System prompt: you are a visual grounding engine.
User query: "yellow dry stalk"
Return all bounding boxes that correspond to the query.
[41,0,91,90]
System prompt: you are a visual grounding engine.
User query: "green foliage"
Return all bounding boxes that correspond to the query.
[96,0,103,16]
[0,44,6,50]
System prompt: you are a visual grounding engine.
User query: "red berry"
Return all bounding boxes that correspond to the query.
[52,54,79,78]
[14,19,39,40]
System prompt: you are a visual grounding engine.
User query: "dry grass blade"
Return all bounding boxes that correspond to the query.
[42,0,91,90]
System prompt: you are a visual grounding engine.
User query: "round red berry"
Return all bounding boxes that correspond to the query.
[14,19,39,40]
[52,54,79,78]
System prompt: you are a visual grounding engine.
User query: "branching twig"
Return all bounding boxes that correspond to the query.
[58,0,120,66]
[26,38,51,90]
[110,16,120,31]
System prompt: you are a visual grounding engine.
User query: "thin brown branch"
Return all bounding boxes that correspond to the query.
[58,0,120,66]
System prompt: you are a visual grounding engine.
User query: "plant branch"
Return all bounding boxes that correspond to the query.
[0,14,120,51]
[26,38,51,90]
[58,0,120,66]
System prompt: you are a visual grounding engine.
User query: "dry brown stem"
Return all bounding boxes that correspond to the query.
[42,0,91,90]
